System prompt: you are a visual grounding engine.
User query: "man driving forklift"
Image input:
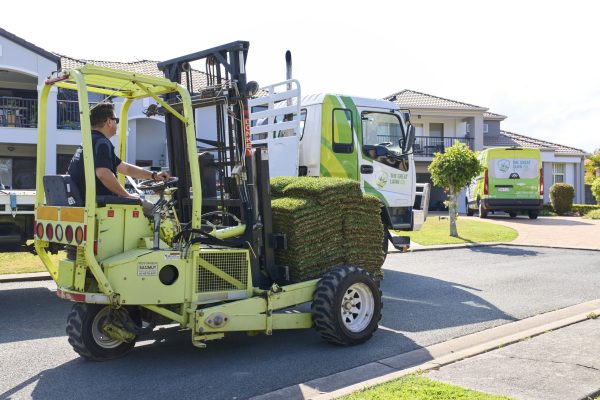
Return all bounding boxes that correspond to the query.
[67,102,169,215]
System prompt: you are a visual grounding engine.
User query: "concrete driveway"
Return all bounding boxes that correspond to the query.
[465,214,600,250]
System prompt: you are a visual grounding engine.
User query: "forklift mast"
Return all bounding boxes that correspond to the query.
[158,41,284,285]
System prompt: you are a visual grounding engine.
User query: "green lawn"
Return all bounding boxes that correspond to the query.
[0,241,63,275]
[340,374,513,400]
[395,216,517,246]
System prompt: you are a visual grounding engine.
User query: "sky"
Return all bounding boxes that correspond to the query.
[1,0,599,153]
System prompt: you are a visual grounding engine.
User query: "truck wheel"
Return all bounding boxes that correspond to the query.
[466,198,474,216]
[509,212,517,218]
[478,202,488,218]
[66,303,136,361]
[528,211,538,220]
[311,265,382,346]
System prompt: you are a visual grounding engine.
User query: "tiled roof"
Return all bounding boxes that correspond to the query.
[484,111,507,120]
[384,89,488,111]
[484,130,587,156]
[57,55,209,92]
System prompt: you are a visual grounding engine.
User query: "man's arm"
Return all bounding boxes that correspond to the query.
[96,168,135,197]
[117,162,169,181]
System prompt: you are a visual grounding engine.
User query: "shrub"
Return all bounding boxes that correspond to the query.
[592,178,600,204]
[572,204,600,216]
[583,209,600,219]
[549,183,574,215]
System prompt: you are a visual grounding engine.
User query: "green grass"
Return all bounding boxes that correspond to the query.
[0,241,63,274]
[583,209,600,219]
[395,217,518,246]
[340,374,513,400]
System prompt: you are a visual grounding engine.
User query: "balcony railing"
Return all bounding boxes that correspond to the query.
[0,97,37,128]
[413,136,473,157]
[57,100,100,130]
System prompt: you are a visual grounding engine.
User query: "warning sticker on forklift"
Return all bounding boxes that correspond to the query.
[137,262,158,276]
[164,252,181,260]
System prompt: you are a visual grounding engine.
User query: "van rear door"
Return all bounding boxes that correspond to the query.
[489,149,540,200]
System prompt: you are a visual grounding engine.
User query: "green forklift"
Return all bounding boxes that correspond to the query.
[34,41,382,360]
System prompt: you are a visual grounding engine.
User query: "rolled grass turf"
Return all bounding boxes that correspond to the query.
[271,177,384,282]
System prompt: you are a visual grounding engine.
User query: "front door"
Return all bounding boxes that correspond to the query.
[359,109,413,207]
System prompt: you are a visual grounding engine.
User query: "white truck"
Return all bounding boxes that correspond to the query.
[247,76,429,254]
[0,187,35,245]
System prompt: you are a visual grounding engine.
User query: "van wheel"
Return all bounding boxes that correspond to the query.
[66,303,136,361]
[509,212,517,218]
[528,211,538,220]
[312,265,382,346]
[478,202,488,218]
[466,198,474,216]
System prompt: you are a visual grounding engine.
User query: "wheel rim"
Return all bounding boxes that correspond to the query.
[91,307,122,349]
[340,283,375,333]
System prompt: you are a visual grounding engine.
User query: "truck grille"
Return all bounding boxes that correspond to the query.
[197,251,249,293]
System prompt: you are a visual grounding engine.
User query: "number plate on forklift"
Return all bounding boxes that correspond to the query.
[137,262,158,276]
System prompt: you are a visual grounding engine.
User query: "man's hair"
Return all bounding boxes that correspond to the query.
[90,103,115,127]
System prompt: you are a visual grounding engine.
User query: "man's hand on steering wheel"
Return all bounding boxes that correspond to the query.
[153,171,170,182]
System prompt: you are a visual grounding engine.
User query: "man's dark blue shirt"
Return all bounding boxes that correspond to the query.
[67,130,122,200]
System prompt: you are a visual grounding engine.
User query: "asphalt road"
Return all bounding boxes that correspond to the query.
[1,246,599,400]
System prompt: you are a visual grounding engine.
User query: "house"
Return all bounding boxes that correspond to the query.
[383,89,588,212]
[0,27,208,188]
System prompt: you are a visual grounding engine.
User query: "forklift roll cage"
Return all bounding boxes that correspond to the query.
[34,65,241,300]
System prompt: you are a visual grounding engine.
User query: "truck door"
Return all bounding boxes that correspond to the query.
[359,110,413,207]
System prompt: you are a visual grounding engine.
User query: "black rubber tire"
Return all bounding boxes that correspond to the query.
[466,198,474,216]
[528,211,538,220]
[478,201,488,218]
[66,303,136,361]
[311,265,382,346]
[509,212,517,218]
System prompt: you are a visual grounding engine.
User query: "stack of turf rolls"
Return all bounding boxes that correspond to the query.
[270,176,384,282]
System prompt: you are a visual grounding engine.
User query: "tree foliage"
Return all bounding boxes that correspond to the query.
[592,178,600,205]
[428,142,481,237]
[586,149,600,185]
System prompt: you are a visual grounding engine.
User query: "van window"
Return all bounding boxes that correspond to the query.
[332,108,353,153]
[490,158,539,179]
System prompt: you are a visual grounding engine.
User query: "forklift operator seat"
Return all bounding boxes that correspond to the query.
[43,175,84,207]
[43,175,142,207]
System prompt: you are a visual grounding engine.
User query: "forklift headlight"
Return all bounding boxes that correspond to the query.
[65,225,74,243]
[46,224,54,241]
[55,224,64,242]
[75,226,84,244]
[36,222,44,240]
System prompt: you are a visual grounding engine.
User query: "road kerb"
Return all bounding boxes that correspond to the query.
[250,300,600,400]
[0,271,52,283]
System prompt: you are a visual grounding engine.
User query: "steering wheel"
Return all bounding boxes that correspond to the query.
[376,142,393,147]
[137,176,179,192]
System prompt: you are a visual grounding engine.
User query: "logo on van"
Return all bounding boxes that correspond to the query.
[376,171,388,188]
[498,159,511,173]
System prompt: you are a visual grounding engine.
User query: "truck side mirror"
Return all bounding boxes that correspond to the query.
[403,124,415,153]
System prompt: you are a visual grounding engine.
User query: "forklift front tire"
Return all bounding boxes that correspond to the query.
[311,265,382,346]
[66,303,136,361]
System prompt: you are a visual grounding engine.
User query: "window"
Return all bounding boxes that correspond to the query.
[552,163,565,184]
[332,108,353,153]
[483,123,489,133]
[361,111,404,154]
[429,123,444,138]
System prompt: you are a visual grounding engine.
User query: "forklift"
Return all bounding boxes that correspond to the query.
[34,41,382,360]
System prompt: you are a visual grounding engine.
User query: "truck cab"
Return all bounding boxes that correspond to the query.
[250,89,426,242]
